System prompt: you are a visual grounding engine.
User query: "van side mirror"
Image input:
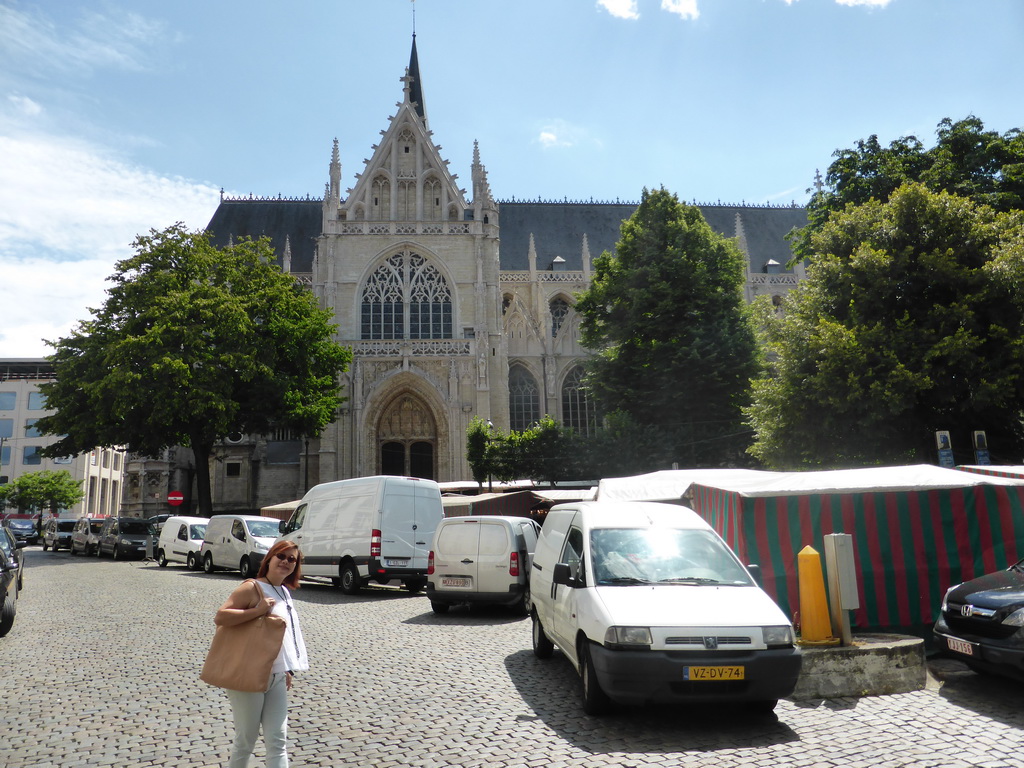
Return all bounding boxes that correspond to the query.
[747,563,762,586]
[279,520,291,534]
[553,562,573,586]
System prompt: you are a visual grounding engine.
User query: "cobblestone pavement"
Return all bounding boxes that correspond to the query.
[3,547,1023,768]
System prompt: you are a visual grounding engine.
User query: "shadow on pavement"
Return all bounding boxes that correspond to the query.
[503,648,799,756]
[929,656,1024,729]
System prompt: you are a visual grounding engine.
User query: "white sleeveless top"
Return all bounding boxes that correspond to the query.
[255,580,309,674]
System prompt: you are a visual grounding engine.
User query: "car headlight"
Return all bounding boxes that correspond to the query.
[120,538,133,546]
[762,626,794,647]
[254,541,269,552]
[940,585,958,613]
[1002,608,1024,627]
[604,626,652,649]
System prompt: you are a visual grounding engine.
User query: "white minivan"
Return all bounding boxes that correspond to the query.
[199,514,281,578]
[426,515,540,615]
[278,475,443,594]
[530,501,802,715]
[156,516,210,570]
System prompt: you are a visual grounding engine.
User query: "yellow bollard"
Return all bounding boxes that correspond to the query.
[796,545,838,645]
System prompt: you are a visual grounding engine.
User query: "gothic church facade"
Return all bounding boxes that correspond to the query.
[193,39,807,511]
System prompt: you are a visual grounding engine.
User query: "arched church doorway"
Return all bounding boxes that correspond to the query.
[377,393,437,479]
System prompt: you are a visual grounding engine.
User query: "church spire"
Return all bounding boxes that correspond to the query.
[407,35,427,126]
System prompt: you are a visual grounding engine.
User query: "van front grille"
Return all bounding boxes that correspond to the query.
[666,636,752,646]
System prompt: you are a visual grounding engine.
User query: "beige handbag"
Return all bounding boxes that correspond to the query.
[200,580,287,693]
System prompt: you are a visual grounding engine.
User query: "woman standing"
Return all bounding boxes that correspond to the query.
[214,540,308,768]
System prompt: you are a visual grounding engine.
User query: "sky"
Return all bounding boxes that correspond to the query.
[1,0,1021,358]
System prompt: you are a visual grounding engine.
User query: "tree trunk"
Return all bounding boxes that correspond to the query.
[191,439,215,518]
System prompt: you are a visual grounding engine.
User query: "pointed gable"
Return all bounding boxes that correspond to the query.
[341,39,467,223]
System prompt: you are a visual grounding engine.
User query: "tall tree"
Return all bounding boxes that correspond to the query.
[747,183,1024,468]
[575,187,760,467]
[36,224,352,515]
[798,116,1024,257]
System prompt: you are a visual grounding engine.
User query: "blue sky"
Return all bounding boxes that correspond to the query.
[1,0,1021,357]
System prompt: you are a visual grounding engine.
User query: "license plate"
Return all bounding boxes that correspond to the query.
[385,559,409,567]
[946,637,975,656]
[684,666,745,681]
[441,577,470,588]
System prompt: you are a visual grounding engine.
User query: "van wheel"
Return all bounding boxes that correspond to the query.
[404,578,425,593]
[203,553,215,574]
[112,545,121,561]
[239,556,253,579]
[514,586,531,617]
[42,541,48,552]
[157,550,168,567]
[532,612,554,659]
[430,601,450,614]
[187,552,198,571]
[340,562,361,595]
[579,641,612,716]
[746,699,778,714]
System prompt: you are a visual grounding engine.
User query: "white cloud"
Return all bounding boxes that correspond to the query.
[0,5,167,77]
[661,0,699,21]
[0,133,220,357]
[536,118,598,150]
[8,95,42,117]
[597,0,640,20]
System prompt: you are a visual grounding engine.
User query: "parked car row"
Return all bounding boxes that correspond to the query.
[0,524,26,638]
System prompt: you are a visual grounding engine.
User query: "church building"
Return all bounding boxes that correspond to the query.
[180,38,807,513]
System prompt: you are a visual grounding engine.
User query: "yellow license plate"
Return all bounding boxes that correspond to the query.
[684,666,745,681]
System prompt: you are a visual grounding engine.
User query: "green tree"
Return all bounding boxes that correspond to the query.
[0,470,84,516]
[35,224,352,516]
[466,417,495,489]
[799,116,1024,257]
[574,187,760,467]
[747,183,1024,468]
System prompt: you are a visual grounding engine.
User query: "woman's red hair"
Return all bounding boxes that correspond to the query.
[257,539,303,589]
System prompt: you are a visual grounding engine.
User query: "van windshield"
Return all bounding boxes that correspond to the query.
[590,528,753,587]
[246,521,280,538]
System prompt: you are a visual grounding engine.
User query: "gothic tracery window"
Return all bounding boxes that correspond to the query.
[561,365,596,436]
[509,364,540,432]
[550,297,570,337]
[361,251,452,340]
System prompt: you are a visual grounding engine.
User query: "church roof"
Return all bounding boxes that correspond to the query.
[205,198,321,273]
[496,201,808,273]
[408,35,426,124]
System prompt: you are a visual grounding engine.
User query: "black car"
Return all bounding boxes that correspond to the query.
[934,559,1024,680]
[4,516,38,546]
[0,538,20,637]
[0,526,25,592]
[96,517,154,560]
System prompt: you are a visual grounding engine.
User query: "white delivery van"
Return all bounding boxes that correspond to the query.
[530,501,801,715]
[199,514,281,578]
[156,516,210,570]
[278,475,443,594]
[426,515,540,615]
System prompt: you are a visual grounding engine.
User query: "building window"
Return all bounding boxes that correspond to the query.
[561,366,597,437]
[0,419,12,439]
[361,251,452,340]
[24,419,41,438]
[0,445,9,466]
[0,392,14,410]
[550,297,570,338]
[28,392,46,410]
[509,365,540,432]
[23,446,42,465]
[226,463,241,477]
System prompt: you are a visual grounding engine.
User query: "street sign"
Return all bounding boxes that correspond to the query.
[168,491,184,507]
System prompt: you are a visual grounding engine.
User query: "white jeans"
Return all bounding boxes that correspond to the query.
[226,672,289,768]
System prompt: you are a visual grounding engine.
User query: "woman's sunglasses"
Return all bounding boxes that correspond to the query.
[274,552,299,564]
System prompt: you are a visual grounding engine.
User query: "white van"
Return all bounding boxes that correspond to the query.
[426,515,540,615]
[278,475,443,594]
[199,514,281,578]
[530,501,801,715]
[156,516,210,570]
